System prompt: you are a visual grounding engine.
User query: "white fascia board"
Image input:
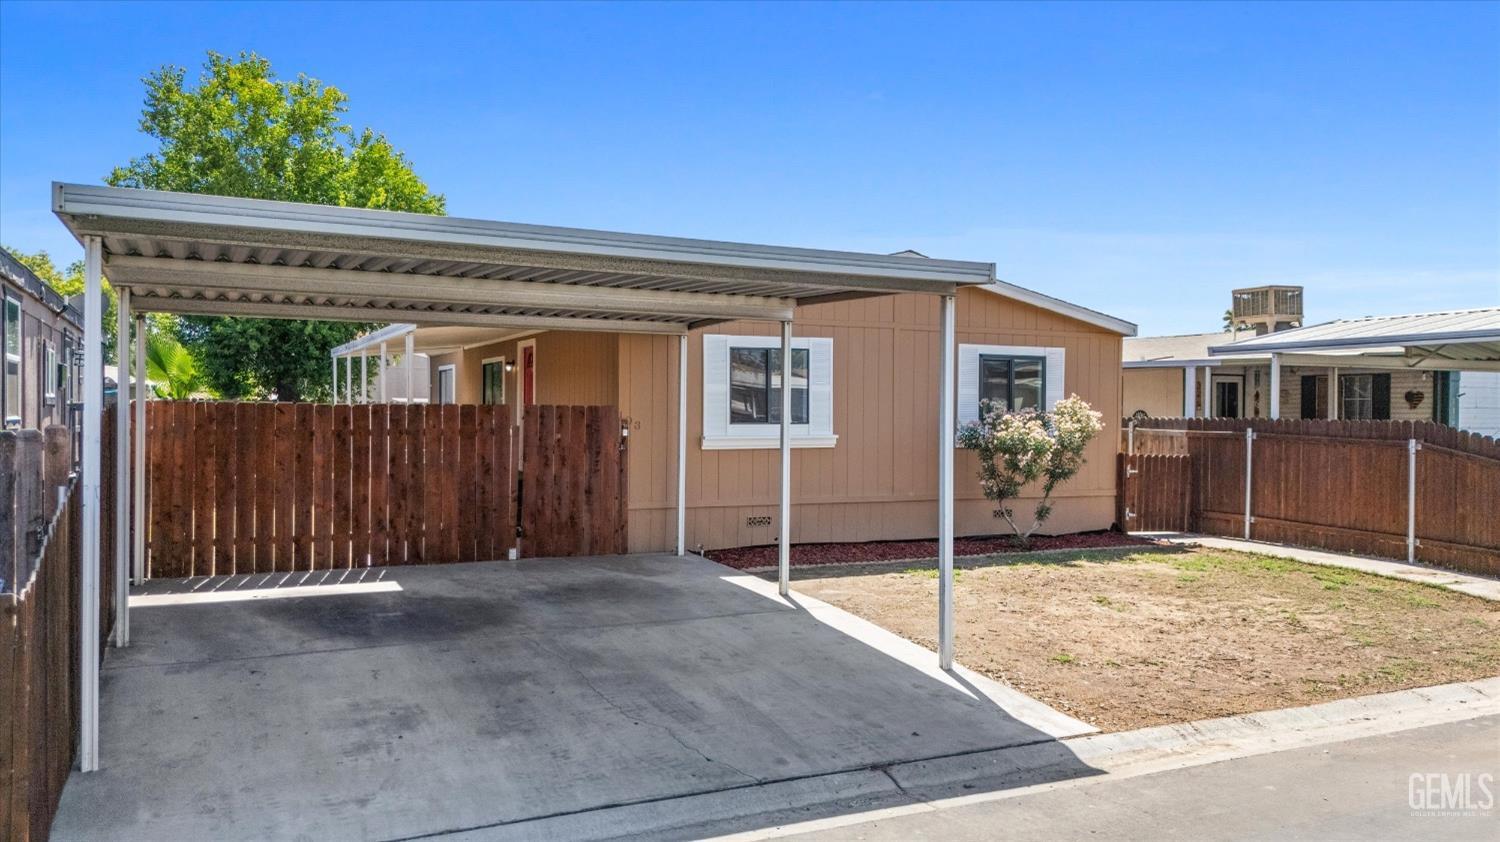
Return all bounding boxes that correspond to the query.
[330,323,415,357]
[1123,358,1226,369]
[133,295,689,335]
[54,182,994,289]
[105,255,796,322]
[1209,331,1500,355]
[978,281,1137,336]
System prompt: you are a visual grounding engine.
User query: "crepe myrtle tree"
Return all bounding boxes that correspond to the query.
[956,395,1104,546]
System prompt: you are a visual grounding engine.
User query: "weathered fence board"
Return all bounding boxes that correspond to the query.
[521,405,628,558]
[1118,453,1192,532]
[142,402,519,575]
[2,423,112,842]
[1122,417,1500,576]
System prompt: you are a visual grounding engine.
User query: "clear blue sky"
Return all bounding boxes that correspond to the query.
[2,1,1496,335]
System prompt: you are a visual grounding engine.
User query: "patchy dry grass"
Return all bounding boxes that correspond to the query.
[781,547,1500,731]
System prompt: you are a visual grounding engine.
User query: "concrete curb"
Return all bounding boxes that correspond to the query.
[432,677,1499,841]
[1142,532,1500,602]
[726,541,1163,575]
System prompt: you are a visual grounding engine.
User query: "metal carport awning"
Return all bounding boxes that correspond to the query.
[55,182,991,331]
[54,182,993,772]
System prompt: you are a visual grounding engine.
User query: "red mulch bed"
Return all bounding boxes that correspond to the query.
[705,530,1153,570]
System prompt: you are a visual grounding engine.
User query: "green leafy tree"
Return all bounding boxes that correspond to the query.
[105,51,445,400]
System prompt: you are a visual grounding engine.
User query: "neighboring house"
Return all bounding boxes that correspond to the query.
[1,247,81,431]
[335,278,1136,551]
[1124,285,1498,434]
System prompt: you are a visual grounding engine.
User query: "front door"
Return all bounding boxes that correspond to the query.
[519,340,537,409]
[1213,378,1241,418]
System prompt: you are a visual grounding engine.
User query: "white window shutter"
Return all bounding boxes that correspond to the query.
[1045,347,1066,409]
[957,344,980,425]
[809,337,834,437]
[701,334,730,439]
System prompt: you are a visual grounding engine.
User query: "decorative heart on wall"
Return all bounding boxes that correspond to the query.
[1404,390,1424,409]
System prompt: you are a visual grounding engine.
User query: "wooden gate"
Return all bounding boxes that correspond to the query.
[520,405,628,557]
[1116,453,1193,532]
[143,402,515,576]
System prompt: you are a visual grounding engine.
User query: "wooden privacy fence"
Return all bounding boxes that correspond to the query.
[144,402,515,577]
[1116,453,1193,532]
[2,426,114,842]
[521,405,628,558]
[1121,418,1500,576]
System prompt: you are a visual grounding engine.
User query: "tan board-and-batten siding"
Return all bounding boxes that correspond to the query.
[431,286,1124,553]
[623,287,1124,551]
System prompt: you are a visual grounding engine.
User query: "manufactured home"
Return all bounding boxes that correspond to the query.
[1123,286,1498,436]
[1,247,81,431]
[334,280,1136,552]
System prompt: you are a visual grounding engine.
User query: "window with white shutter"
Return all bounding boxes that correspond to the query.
[957,344,1065,428]
[702,334,836,449]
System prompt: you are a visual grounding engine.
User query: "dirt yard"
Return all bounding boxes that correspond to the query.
[783,547,1500,731]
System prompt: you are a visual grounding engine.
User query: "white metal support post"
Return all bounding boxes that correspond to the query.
[1329,367,1339,420]
[360,353,368,404]
[1183,365,1198,418]
[1407,438,1420,562]
[778,320,792,596]
[331,356,338,403]
[80,235,102,772]
[1268,354,1282,419]
[676,332,687,556]
[405,332,415,403]
[345,355,353,405]
[379,341,389,403]
[113,286,131,648]
[1243,427,1255,540]
[133,314,146,584]
[937,294,956,671]
[1202,366,1213,418]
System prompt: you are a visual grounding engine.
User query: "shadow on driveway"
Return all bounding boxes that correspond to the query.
[53,554,1101,841]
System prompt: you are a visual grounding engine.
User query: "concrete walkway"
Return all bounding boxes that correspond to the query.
[1139,532,1500,602]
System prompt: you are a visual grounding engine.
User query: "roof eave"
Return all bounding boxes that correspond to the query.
[978,280,1137,336]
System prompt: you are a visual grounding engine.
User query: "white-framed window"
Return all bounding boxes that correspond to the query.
[481,356,506,405]
[702,334,835,449]
[957,344,1065,427]
[436,364,456,405]
[42,342,57,405]
[3,293,20,427]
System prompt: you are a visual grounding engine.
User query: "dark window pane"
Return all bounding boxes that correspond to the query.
[481,362,504,405]
[731,346,809,425]
[768,348,810,424]
[1012,359,1043,411]
[730,347,770,423]
[979,357,1011,407]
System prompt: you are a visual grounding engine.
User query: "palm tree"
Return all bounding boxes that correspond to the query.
[144,331,207,399]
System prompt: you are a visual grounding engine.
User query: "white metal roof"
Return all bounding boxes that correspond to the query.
[1208,307,1500,362]
[53,183,995,334]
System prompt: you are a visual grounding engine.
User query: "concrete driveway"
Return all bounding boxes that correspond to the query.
[52,554,1094,841]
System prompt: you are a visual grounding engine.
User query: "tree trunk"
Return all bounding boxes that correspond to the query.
[276,379,301,402]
